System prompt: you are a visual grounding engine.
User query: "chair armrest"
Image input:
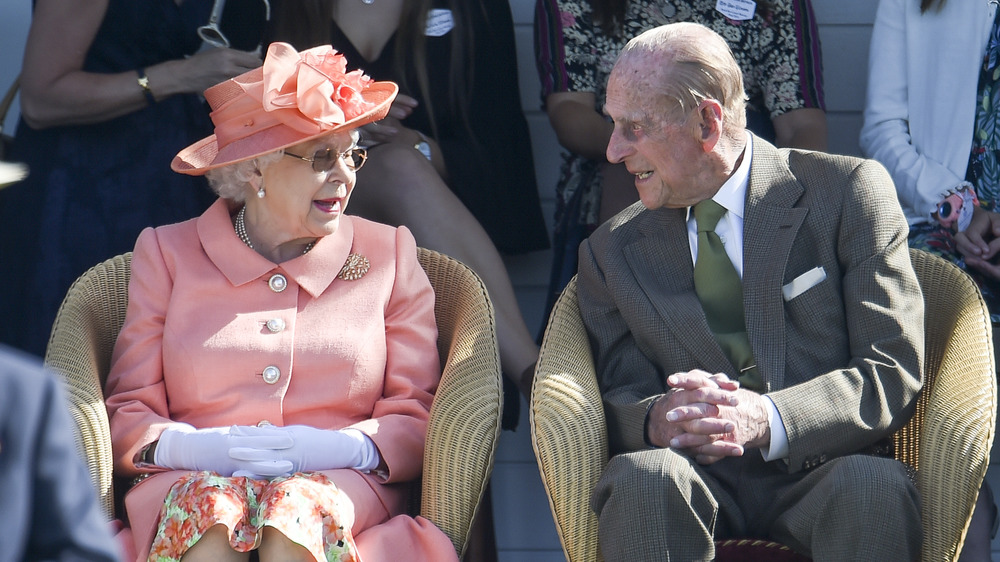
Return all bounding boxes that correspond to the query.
[531,278,608,562]
[44,253,132,521]
[916,298,996,561]
[418,249,503,557]
[903,248,998,561]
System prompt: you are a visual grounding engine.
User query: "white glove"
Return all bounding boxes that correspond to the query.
[153,424,295,477]
[229,425,380,473]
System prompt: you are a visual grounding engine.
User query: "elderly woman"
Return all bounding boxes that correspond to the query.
[104,43,458,562]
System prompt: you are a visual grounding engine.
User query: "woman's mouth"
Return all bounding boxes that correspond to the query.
[313,199,341,214]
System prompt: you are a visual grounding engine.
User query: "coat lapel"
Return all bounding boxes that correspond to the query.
[742,138,807,391]
[622,207,735,375]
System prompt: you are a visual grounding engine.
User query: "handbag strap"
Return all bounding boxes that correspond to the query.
[0,74,21,138]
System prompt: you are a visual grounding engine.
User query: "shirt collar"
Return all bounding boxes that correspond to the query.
[713,131,753,217]
[685,131,753,220]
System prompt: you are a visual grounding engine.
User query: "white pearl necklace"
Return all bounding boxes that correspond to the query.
[235,205,315,255]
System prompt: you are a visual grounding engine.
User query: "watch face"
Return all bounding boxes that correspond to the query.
[415,141,432,161]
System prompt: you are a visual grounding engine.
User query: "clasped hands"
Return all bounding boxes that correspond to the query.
[647,370,770,465]
[154,423,377,479]
[955,206,1000,280]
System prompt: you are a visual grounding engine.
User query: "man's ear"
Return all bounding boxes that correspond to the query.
[697,99,724,152]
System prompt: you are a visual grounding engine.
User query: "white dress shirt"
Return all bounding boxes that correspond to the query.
[685,133,789,461]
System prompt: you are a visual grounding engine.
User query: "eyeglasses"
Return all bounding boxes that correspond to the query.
[198,0,271,50]
[284,147,368,173]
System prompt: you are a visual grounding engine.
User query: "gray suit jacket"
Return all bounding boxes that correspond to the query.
[0,345,121,562]
[577,135,924,475]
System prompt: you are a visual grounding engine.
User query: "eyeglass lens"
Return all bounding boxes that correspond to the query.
[311,148,366,172]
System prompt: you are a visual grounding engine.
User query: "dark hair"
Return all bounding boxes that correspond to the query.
[591,0,776,37]
[920,0,946,13]
[268,0,479,141]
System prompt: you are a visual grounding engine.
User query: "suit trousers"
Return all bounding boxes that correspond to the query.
[591,448,921,561]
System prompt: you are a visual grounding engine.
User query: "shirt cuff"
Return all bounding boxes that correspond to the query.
[760,395,789,462]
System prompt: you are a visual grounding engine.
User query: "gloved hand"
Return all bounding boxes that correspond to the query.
[229,425,379,473]
[153,423,295,477]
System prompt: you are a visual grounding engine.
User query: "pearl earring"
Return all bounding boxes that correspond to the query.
[254,166,265,198]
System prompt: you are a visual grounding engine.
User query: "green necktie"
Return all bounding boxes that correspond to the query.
[692,199,761,390]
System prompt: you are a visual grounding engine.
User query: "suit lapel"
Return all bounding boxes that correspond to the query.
[622,207,736,375]
[742,138,807,391]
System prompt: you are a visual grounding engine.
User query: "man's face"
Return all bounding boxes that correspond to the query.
[604,63,711,210]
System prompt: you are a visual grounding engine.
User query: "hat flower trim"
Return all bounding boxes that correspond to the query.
[261,43,377,134]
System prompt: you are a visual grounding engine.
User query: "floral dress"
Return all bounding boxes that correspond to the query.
[909,8,1000,321]
[148,473,358,562]
[534,0,826,318]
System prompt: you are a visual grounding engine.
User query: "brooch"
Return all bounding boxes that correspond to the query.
[338,253,370,281]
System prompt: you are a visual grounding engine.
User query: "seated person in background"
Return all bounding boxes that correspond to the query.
[268,0,547,410]
[104,43,458,562]
[860,0,1000,556]
[579,23,923,560]
[0,0,263,359]
[534,0,828,323]
[0,345,121,562]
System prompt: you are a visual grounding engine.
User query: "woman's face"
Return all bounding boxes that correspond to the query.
[253,132,359,244]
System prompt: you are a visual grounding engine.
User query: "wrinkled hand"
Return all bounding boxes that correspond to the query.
[153,424,294,477]
[178,48,262,94]
[647,370,770,465]
[229,425,378,474]
[955,207,1000,280]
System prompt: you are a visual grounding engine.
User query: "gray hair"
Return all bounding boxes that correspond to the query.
[619,23,748,133]
[205,151,284,203]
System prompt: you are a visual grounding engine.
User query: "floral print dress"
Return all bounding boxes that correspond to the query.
[533,0,826,319]
[148,472,358,562]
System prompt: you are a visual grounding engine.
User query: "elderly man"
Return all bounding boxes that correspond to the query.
[578,22,923,560]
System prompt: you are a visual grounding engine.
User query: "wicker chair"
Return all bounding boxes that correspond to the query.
[530,248,996,562]
[43,248,503,558]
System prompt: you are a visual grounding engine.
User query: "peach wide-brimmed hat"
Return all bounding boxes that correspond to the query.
[172,42,398,175]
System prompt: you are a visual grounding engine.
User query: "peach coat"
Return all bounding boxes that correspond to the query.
[104,199,457,561]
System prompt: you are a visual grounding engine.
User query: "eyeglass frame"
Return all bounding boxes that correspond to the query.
[198,0,271,50]
[283,147,368,173]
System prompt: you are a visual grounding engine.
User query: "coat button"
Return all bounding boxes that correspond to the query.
[265,318,285,333]
[262,365,280,384]
[268,274,288,293]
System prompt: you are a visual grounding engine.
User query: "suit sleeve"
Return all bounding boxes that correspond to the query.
[104,227,176,478]
[348,226,440,482]
[769,157,924,473]
[577,236,666,454]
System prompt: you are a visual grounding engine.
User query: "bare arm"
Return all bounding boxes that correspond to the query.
[20,0,261,129]
[772,107,828,151]
[546,91,613,160]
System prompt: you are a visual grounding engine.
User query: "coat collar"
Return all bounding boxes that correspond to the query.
[197,199,355,298]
